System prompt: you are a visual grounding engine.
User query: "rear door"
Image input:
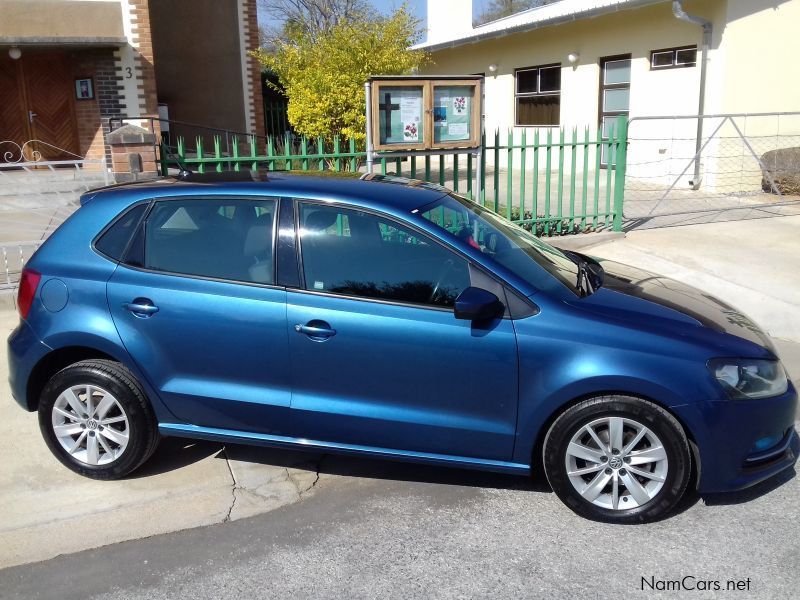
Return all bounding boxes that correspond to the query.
[106,196,293,434]
[285,201,519,461]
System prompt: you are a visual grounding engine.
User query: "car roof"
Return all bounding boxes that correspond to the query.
[84,172,451,212]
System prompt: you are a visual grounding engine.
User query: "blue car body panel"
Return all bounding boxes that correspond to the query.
[7,173,798,494]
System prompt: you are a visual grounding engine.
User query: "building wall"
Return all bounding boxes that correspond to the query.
[70,48,126,165]
[149,0,264,137]
[420,0,800,190]
[422,1,715,133]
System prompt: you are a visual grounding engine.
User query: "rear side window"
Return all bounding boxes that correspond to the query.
[138,198,277,284]
[95,204,148,261]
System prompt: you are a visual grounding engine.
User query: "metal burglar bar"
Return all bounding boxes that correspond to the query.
[157,115,628,237]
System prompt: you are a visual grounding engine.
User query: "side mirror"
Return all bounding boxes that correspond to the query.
[454,287,504,321]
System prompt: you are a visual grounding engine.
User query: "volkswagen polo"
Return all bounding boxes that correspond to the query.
[7,172,798,523]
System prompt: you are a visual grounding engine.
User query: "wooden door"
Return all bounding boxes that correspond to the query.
[0,56,30,162]
[23,54,81,161]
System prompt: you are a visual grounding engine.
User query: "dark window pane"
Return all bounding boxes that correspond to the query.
[143,198,277,284]
[651,50,674,68]
[299,204,470,307]
[95,204,147,261]
[539,66,561,92]
[516,69,538,94]
[516,95,560,126]
[675,47,697,65]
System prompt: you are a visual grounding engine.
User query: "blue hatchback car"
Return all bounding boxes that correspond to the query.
[7,172,798,523]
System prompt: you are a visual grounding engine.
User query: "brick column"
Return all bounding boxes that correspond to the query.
[107,124,158,182]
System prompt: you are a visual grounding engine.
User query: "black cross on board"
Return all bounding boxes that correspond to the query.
[379,92,400,133]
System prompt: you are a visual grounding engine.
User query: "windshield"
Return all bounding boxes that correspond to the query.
[416,193,580,295]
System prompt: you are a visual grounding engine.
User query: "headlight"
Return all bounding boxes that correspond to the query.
[708,359,788,399]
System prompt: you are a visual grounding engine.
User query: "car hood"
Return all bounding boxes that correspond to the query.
[590,259,776,353]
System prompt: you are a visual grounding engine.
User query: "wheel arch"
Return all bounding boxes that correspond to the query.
[525,389,701,486]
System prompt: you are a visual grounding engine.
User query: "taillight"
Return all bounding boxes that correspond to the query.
[17,268,41,319]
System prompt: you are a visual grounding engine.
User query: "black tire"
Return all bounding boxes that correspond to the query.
[38,359,159,480]
[543,395,691,524]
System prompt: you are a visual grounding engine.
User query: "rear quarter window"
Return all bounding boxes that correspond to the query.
[94,203,148,261]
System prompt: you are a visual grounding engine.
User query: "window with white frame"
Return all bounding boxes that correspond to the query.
[515,64,561,126]
[650,46,697,69]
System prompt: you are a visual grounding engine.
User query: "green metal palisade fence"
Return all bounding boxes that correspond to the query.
[159,116,628,235]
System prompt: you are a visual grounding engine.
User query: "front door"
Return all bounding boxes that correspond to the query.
[0,53,80,162]
[106,196,293,434]
[287,202,519,461]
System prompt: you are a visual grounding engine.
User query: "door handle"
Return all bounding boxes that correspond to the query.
[123,299,159,318]
[28,110,37,123]
[294,322,336,340]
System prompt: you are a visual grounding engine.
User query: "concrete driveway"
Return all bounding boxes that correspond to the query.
[0,214,798,594]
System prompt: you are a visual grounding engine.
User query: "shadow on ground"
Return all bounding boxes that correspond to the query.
[134,435,549,493]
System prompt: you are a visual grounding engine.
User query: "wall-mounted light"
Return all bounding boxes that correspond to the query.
[567,52,580,64]
[8,46,22,60]
[488,63,498,73]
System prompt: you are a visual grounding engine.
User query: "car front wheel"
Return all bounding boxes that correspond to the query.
[38,359,159,479]
[543,395,692,523]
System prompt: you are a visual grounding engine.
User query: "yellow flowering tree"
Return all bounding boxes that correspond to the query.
[254,6,428,143]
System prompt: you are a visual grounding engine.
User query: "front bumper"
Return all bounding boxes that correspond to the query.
[7,318,51,411]
[674,383,799,493]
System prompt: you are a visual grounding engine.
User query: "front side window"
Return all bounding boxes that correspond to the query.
[298,203,470,307]
[418,194,580,295]
[139,198,277,284]
[515,64,561,126]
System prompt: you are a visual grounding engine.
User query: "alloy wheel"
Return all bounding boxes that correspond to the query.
[50,384,130,466]
[564,416,669,510]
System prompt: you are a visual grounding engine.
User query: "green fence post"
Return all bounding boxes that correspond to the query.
[519,129,527,222]
[544,129,552,236]
[453,154,459,192]
[612,115,628,232]
[301,136,309,171]
[425,155,431,182]
[266,136,275,171]
[593,129,601,230]
[556,128,564,234]
[605,126,615,228]
[581,126,589,230]
[333,136,341,172]
[532,129,539,224]
[466,152,473,200]
[506,129,513,220]
[493,129,500,213]
[284,134,292,171]
[196,136,204,174]
[569,127,577,232]
[410,155,417,179]
[349,138,357,172]
[250,135,258,172]
[317,137,325,171]
[480,130,486,206]
[213,135,223,173]
[439,154,445,186]
[232,136,240,172]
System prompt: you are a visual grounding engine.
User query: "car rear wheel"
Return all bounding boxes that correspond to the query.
[543,395,691,523]
[38,359,159,479]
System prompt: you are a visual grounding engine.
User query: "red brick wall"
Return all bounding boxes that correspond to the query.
[70,49,125,167]
[245,0,265,137]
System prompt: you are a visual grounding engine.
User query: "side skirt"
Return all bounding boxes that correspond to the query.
[158,423,531,476]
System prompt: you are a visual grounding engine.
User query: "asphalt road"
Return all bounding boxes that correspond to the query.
[1,441,797,600]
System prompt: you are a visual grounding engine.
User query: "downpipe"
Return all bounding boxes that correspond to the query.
[672,0,712,191]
